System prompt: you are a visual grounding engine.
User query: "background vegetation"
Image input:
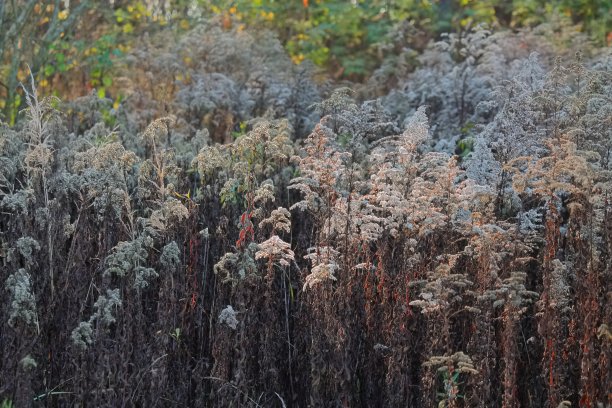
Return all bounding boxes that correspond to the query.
[0,1,610,407]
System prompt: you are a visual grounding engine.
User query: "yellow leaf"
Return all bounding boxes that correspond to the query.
[58,10,69,20]
[180,19,190,30]
[17,69,27,82]
[291,54,305,65]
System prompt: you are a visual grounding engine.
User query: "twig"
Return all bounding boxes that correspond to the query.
[203,376,264,407]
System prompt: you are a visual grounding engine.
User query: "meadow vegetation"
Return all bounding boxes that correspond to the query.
[0,1,610,407]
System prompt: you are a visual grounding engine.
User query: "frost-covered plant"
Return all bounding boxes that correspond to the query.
[70,321,94,350]
[498,272,539,407]
[467,52,548,192]
[252,180,277,218]
[255,235,294,268]
[160,241,181,270]
[381,27,509,144]
[5,269,39,331]
[213,242,259,284]
[92,288,123,325]
[481,271,539,311]
[120,20,320,140]
[302,246,339,291]
[12,237,40,268]
[289,115,369,254]
[21,76,59,178]
[378,22,594,149]
[192,144,227,182]
[149,197,189,232]
[468,53,610,222]
[71,289,122,350]
[289,122,351,216]
[423,351,478,374]
[138,116,183,201]
[289,117,359,286]
[103,233,157,290]
[0,124,24,198]
[309,89,399,165]
[19,355,37,371]
[176,73,251,135]
[230,120,294,181]
[17,77,66,299]
[72,141,137,219]
[258,207,291,234]
[193,119,294,214]
[218,305,239,330]
[364,106,469,239]
[409,262,473,316]
[510,137,593,200]
[364,107,428,238]
[423,352,478,408]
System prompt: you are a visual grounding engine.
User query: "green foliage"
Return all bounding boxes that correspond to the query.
[170,327,182,341]
[0,0,90,122]
[0,400,14,408]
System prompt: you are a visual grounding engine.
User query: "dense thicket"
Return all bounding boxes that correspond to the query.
[0,20,610,408]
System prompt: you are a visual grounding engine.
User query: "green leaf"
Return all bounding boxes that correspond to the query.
[102,76,113,87]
